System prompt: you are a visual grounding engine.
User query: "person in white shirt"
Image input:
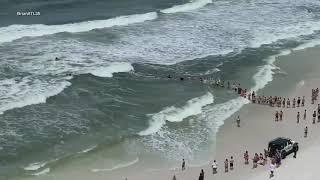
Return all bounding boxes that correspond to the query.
[212,160,218,174]
[269,160,276,178]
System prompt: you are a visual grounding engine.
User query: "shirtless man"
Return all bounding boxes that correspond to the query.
[304,109,307,120]
[275,111,279,121]
[280,111,283,121]
[293,98,296,108]
[313,111,316,124]
[282,98,286,108]
[287,98,290,108]
[297,97,301,107]
[302,96,305,107]
[297,112,300,123]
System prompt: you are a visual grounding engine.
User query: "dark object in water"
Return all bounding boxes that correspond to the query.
[180,77,184,81]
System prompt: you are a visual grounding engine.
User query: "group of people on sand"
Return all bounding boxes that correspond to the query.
[176,145,299,180]
[171,87,320,180]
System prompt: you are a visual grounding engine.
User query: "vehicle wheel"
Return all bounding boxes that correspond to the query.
[281,151,287,159]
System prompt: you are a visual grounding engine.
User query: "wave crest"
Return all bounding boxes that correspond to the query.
[139,92,214,136]
[161,0,212,14]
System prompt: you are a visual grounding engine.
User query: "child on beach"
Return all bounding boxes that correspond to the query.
[297,112,300,123]
[230,156,234,170]
[304,110,307,120]
[224,159,229,173]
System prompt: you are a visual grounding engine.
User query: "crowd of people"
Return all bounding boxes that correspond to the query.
[169,86,319,180]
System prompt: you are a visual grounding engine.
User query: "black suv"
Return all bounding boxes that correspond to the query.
[268,137,298,159]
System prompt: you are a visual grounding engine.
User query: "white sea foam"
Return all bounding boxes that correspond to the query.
[31,168,50,176]
[252,50,291,92]
[250,21,320,48]
[161,0,212,14]
[293,39,320,51]
[0,12,158,43]
[204,68,221,75]
[91,157,139,172]
[138,92,214,136]
[0,77,71,114]
[24,162,47,171]
[89,62,134,77]
[78,145,97,154]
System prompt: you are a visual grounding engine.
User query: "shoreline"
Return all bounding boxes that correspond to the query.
[12,46,320,180]
[126,45,320,180]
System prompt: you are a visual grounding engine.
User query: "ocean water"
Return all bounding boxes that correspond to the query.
[1,0,320,179]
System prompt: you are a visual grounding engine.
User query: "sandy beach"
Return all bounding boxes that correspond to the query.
[122,46,320,180]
